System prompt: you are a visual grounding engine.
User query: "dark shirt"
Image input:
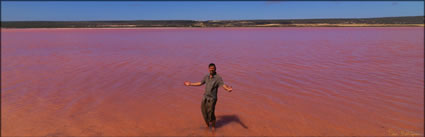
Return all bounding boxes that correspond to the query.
[201,73,224,99]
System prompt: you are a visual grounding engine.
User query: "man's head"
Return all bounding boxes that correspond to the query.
[209,63,216,75]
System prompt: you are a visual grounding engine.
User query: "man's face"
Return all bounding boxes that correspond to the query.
[209,66,216,75]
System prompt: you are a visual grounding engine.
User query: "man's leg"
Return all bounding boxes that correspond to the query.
[210,98,217,131]
[201,98,209,127]
[211,120,216,131]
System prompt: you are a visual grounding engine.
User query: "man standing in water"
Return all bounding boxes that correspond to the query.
[184,63,233,131]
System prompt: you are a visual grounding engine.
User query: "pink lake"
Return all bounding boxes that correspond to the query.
[1,27,424,136]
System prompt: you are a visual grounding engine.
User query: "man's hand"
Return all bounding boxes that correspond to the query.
[223,85,233,92]
[227,86,233,92]
[184,81,191,86]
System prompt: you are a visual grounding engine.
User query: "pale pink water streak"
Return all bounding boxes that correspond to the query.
[1,27,424,136]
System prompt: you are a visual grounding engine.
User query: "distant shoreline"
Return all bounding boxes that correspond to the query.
[2,16,423,28]
[1,24,424,29]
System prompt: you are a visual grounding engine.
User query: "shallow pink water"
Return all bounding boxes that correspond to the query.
[2,27,424,136]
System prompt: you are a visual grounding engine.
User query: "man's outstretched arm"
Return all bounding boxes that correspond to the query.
[184,81,204,86]
[223,84,233,92]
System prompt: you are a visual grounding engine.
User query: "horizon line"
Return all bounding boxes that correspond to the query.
[2,15,423,22]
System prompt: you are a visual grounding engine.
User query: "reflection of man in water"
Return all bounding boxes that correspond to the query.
[184,63,233,131]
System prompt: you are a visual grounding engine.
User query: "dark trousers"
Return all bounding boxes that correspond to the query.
[201,96,217,125]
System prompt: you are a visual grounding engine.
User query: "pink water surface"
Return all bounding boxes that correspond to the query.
[1,27,424,136]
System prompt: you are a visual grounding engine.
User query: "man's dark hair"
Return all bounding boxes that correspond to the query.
[209,63,216,68]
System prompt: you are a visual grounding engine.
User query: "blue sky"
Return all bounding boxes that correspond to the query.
[1,1,424,21]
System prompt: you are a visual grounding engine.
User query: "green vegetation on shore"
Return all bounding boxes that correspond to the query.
[1,16,423,28]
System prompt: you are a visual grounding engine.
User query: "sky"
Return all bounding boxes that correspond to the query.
[1,1,424,21]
